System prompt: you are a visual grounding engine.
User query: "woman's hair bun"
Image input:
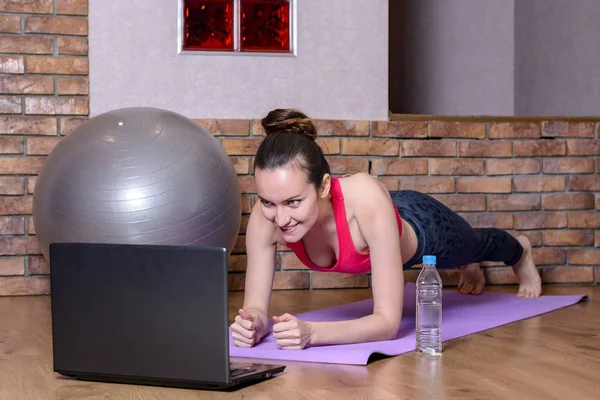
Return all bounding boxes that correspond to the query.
[261,109,317,141]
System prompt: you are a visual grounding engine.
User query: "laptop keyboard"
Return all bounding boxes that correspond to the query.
[230,363,257,377]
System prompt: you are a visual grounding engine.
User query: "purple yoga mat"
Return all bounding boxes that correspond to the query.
[229,283,587,365]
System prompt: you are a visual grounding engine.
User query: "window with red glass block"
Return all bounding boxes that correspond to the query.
[180,0,294,54]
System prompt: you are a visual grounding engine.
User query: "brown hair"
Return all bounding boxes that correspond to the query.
[254,109,331,188]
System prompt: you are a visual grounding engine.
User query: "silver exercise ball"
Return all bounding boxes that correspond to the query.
[33,107,241,261]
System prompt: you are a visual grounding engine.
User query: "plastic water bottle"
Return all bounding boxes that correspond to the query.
[416,255,443,354]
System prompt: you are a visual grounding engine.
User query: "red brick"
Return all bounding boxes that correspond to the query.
[231,235,245,254]
[57,37,88,55]
[26,137,61,155]
[513,140,566,156]
[0,157,46,174]
[486,159,540,175]
[596,231,600,247]
[567,139,600,156]
[0,117,56,135]
[194,119,250,136]
[0,75,54,95]
[371,159,427,176]
[228,274,245,291]
[513,176,566,192]
[542,193,595,210]
[239,215,249,233]
[0,96,21,113]
[57,77,88,95]
[401,140,456,157]
[238,176,255,194]
[0,257,24,276]
[0,277,50,296]
[316,138,340,155]
[0,177,24,195]
[0,216,25,234]
[57,0,88,15]
[488,194,541,211]
[567,176,600,191]
[0,137,23,154]
[26,56,89,75]
[568,249,600,265]
[532,248,566,266]
[281,252,309,270]
[397,177,455,193]
[0,36,53,54]
[25,96,88,115]
[0,56,24,74]
[509,230,542,247]
[431,195,486,211]
[543,158,594,174]
[27,177,36,194]
[542,230,594,246]
[60,117,86,135]
[221,139,262,156]
[542,121,594,138]
[27,217,34,234]
[458,141,513,158]
[28,255,49,275]
[459,212,513,229]
[342,138,399,156]
[484,267,519,285]
[0,237,41,256]
[327,157,369,174]
[0,197,33,215]
[457,177,511,193]
[378,177,399,190]
[24,16,87,35]
[489,122,541,139]
[0,0,52,13]
[0,15,21,33]
[540,266,594,283]
[314,120,369,137]
[430,121,485,139]
[597,194,600,211]
[372,121,427,138]
[567,212,600,229]
[273,271,310,290]
[311,272,369,289]
[241,196,253,213]
[228,255,247,272]
[429,159,484,175]
[514,212,567,230]
[230,157,249,174]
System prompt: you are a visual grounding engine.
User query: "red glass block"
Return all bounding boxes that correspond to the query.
[183,0,234,51]
[241,0,290,52]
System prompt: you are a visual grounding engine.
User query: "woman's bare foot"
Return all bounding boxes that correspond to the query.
[512,236,542,298]
[458,263,485,295]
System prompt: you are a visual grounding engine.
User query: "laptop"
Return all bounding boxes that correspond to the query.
[49,242,285,390]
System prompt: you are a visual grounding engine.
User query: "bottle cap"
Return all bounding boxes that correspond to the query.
[422,255,436,265]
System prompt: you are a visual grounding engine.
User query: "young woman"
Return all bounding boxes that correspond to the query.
[230,109,542,350]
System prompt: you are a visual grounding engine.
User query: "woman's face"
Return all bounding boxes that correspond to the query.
[254,163,324,242]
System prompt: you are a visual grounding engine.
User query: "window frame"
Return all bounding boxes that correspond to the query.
[177,0,297,56]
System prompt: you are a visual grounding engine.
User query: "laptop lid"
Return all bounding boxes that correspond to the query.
[50,242,232,385]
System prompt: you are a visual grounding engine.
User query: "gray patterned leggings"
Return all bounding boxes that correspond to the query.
[390,190,523,269]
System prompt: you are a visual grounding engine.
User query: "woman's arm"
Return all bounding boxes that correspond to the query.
[307,174,405,346]
[240,201,279,334]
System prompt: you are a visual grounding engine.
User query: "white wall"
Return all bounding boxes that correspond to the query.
[89,0,388,121]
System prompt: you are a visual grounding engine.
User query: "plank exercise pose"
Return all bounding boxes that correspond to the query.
[230,109,542,350]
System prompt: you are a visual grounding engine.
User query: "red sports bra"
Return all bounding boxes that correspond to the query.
[285,177,403,274]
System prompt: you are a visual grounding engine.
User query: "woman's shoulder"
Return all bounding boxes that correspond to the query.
[338,172,391,210]
[247,201,283,247]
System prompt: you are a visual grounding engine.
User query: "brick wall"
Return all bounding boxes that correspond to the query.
[1,0,89,295]
[1,1,598,296]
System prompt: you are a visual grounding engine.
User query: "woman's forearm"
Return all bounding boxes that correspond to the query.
[308,313,399,346]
